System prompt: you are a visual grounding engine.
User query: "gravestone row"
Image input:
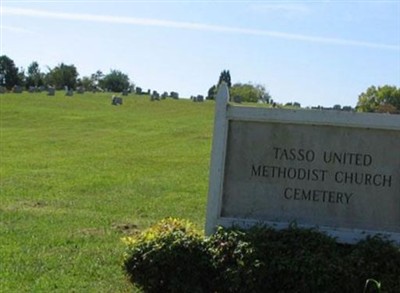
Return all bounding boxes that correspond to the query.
[191,95,204,102]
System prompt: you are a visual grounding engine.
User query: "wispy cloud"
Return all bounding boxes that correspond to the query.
[1,25,35,34]
[3,6,399,51]
[250,3,310,14]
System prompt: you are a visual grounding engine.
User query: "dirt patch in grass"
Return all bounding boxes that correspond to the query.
[112,222,140,235]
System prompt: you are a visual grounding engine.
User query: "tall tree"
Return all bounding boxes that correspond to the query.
[218,70,231,88]
[0,55,20,89]
[100,70,130,92]
[206,70,231,100]
[18,67,26,88]
[91,70,104,88]
[46,63,78,90]
[26,61,44,88]
[206,85,217,100]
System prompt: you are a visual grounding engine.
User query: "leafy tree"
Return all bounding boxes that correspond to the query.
[17,67,26,88]
[128,82,135,93]
[78,76,93,90]
[100,69,130,92]
[376,85,400,110]
[230,83,271,103]
[356,86,378,112]
[46,63,78,90]
[26,61,44,88]
[207,70,271,103]
[0,55,20,89]
[357,85,400,113]
[91,70,104,87]
[206,85,217,100]
[253,84,271,103]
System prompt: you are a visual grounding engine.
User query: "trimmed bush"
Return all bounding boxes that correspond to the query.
[122,220,400,292]
[345,236,400,292]
[122,218,214,293]
[209,225,349,293]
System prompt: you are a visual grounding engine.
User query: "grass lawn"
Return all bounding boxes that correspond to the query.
[0,91,215,292]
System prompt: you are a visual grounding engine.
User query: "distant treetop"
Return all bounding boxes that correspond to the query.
[357,85,400,114]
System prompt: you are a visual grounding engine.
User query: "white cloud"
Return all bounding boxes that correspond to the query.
[3,6,399,51]
[1,25,35,34]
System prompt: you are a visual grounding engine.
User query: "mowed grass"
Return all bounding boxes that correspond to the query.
[0,91,215,292]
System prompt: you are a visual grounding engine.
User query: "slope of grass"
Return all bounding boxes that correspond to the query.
[0,91,215,292]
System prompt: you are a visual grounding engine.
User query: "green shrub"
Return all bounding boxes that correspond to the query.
[346,236,400,292]
[208,227,267,292]
[122,218,214,293]
[122,220,400,292]
[208,225,347,293]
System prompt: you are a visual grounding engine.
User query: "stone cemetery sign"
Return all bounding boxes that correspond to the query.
[206,83,400,244]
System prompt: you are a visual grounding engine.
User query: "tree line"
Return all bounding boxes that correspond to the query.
[1,55,398,113]
[0,55,132,92]
[207,70,400,113]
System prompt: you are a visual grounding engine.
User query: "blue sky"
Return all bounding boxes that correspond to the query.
[2,1,399,107]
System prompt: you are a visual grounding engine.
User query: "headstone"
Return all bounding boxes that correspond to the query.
[65,89,74,96]
[122,89,128,96]
[0,86,6,94]
[47,87,55,96]
[170,91,179,99]
[192,95,204,102]
[161,92,168,99]
[13,85,22,93]
[150,91,160,101]
[111,95,123,105]
[205,83,400,244]
[29,86,35,93]
[92,86,104,93]
[136,87,142,95]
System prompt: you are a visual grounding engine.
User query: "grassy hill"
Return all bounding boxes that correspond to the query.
[0,91,215,292]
